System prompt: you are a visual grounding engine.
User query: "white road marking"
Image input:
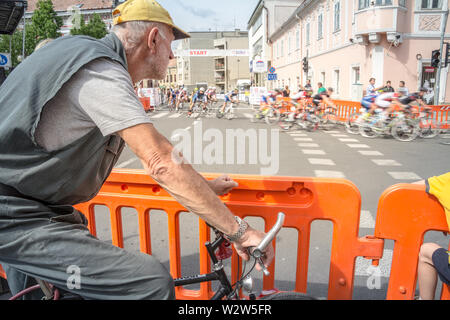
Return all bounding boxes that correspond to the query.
[288,133,308,137]
[339,138,359,142]
[347,144,370,148]
[308,158,336,166]
[314,170,345,178]
[360,210,376,228]
[293,137,313,141]
[331,134,349,137]
[359,150,383,156]
[372,159,402,166]
[243,113,253,118]
[355,249,393,277]
[388,172,422,180]
[298,143,320,147]
[302,149,326,155]
[168,113,182,118]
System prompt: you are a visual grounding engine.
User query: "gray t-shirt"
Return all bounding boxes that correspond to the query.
[35,58,152,151]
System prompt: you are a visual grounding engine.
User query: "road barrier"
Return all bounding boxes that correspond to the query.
[0,170,448,300]
[373,183,450,300]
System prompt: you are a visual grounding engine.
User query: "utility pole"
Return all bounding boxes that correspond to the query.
[434,9,449,105]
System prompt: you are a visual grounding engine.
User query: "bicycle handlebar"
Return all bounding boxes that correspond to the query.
[248,212,285,276]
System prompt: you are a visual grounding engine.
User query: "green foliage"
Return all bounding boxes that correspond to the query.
[0,0,62,70]
[70,13,108,39]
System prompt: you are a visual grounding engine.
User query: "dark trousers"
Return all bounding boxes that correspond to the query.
[0,195,174,300]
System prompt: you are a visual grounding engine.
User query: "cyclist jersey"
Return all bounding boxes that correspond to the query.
[398,93,420,105]
[261,92,277,104]
[193,92,207,102]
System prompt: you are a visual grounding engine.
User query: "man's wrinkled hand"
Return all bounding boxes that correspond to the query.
[209,175,238,196]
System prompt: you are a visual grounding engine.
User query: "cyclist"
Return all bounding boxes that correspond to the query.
[206,87,217,104]
[188,87,207,116]
[175,88,189,110]
[312,87,336,111]
[219,88,239,114]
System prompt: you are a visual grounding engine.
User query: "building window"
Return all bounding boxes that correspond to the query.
[288,33,292,53]
[399,0,406,7]
[333,69,340,94]
[318,14,323,39]
[296,27,300,49]
[334,1,340,32]
[281,39,284,57]
[421,0,442,9]
[359,0,392,9]
[352,66,361,84]
[306,23,311,45]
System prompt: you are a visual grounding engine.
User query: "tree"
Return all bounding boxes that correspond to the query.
[0,0,62,70]
[71,13,108,39]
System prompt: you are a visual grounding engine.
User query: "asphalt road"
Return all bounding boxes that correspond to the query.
[105,103,449,300]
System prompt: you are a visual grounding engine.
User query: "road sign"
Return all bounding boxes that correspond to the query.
[269,67,275,73]
[268,73,277,81]
[424,67,435,73]
[0,53,11,68]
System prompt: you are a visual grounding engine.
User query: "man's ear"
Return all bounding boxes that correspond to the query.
[147,27,159,54]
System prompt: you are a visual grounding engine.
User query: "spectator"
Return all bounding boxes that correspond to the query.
[380,80,395,93]
[282,85,290,97]
[304,79,312,91]
[413,172,450,300]
[366,77,384,95]
[398,81,409,96]
[317,82,326,94]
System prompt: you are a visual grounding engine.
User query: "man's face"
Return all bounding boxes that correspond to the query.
[370,79,375,85]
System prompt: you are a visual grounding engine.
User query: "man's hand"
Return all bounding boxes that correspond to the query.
[208,175,239,196]
[233,227,274,272]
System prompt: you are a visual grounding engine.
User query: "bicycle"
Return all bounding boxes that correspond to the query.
[216,100,237,120]
[8,212,316,300]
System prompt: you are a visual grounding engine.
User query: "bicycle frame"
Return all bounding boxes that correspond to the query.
[173,233,237,300]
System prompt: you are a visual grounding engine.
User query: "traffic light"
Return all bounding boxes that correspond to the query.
[302,57,308,72]
[431,49,440,68]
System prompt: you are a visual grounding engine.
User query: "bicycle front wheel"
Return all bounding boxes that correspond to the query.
[418,118,440,138]
[265,108,281,125]
[345,112,362,135]
[391,119,419,142]
[259,291,317,300]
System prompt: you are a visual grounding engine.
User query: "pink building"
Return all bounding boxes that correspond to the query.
[268,0,450,104]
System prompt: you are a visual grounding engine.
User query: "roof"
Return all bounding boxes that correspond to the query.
[0,0,26,34]
[26,0,115,13]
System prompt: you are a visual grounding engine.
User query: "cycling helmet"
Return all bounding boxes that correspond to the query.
[200,87,205,92]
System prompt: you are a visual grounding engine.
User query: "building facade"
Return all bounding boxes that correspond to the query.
[174,30,250,93]
[247,0,300,88]
[265,0,450,104]
[24,0,119,35]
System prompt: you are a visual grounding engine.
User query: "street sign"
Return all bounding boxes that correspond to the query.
[253,60,267,73]
[0,53,11,68]
[268,73,277,81]
[424,67,435,73]
[269,67,275,74]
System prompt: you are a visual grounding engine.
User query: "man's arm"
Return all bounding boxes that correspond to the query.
[117,123,273,265]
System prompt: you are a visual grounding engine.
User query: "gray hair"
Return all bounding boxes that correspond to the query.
[111,21,168,53]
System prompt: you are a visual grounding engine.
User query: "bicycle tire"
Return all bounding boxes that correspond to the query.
[321,112,338,131]
[345,112,361,135]
[391,118,419,142]
[418,118,440,138]
[258,291,317,300]
[265,108,280,125]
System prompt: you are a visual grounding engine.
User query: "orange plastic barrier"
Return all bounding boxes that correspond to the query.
[139,97,154,112]
[333,100,449,129]
[74,169,384,300]
[374,183,449,300]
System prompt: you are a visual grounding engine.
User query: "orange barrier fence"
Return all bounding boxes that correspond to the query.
[74,169,385,300]
[333,100,450,129]
[0,170,448,300]
[373,183,450,300]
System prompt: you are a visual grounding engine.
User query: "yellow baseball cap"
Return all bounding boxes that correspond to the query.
[112,0,190,40]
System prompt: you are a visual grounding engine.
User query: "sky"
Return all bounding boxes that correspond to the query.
[157,0,260,34]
